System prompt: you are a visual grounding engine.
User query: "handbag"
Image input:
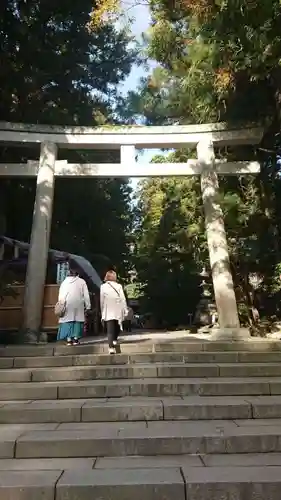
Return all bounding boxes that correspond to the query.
[54,300,66,318]
[54,293,69,318]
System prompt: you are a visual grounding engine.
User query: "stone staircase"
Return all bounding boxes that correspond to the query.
[1,337,281,498]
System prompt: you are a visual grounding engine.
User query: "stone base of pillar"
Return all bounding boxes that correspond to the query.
[38,331,48,343]
[20,329,48,344]
[210,327,250,341]
[20,329,39,344]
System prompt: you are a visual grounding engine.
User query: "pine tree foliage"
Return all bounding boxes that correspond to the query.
[129,0,281,125]
[130,0,281,328]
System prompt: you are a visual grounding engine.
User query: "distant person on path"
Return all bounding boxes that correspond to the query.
[56,266,91,345]
[124,306,134,332]
[100,270,128,354]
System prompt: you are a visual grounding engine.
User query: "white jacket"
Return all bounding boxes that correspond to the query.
[100,281,127,326]
[58,276,91,323]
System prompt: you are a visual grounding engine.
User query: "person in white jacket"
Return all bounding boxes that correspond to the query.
[100,270,128,353]
[57,266,91,345]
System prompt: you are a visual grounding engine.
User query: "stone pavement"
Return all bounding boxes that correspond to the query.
[1,332,281,498]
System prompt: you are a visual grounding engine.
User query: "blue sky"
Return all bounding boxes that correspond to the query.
[117,0,159,184]
[118,1,151,96]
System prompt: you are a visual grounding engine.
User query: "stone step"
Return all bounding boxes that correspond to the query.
[2,452,281,470]
[8,420,281,458]
[0,376,280,400]
[1,339,281,359]
[0,457,96,470]
[2,464,281,500]
[94,452,281,468]
[0,396,281,423]
[5,350,281,368]
[2,362,281,383]
[0,470,61,500]
[2,337,281,498]
[3,452,281,470]
[2,465,281,500]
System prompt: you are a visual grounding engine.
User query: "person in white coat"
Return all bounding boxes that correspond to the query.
[100,270,127,353]
[57,266,91,345]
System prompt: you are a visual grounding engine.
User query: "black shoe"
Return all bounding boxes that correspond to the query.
[72,337,79,345]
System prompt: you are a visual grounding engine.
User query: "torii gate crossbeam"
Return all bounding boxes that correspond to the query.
[0,121,264,342]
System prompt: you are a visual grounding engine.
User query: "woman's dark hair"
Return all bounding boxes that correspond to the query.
[69,266,79,276]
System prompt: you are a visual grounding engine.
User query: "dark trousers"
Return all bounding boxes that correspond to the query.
[105,319,120,347]
[124,320,132,332]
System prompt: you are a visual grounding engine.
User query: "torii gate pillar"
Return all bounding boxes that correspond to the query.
[197,139,248,340]
[22,141,57,342]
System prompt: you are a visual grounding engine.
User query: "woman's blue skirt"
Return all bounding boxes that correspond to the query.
[57,321,84,341]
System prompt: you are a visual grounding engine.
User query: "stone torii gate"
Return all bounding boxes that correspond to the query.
[0,121,263,342]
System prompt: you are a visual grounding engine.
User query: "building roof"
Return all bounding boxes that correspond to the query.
[0,236,102,289]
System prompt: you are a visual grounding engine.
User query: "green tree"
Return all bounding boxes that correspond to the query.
[0,0,136,125]
[0,0,136,280]
[127,0,281,327]
[135,152,204,327]
[128,0,281,126]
